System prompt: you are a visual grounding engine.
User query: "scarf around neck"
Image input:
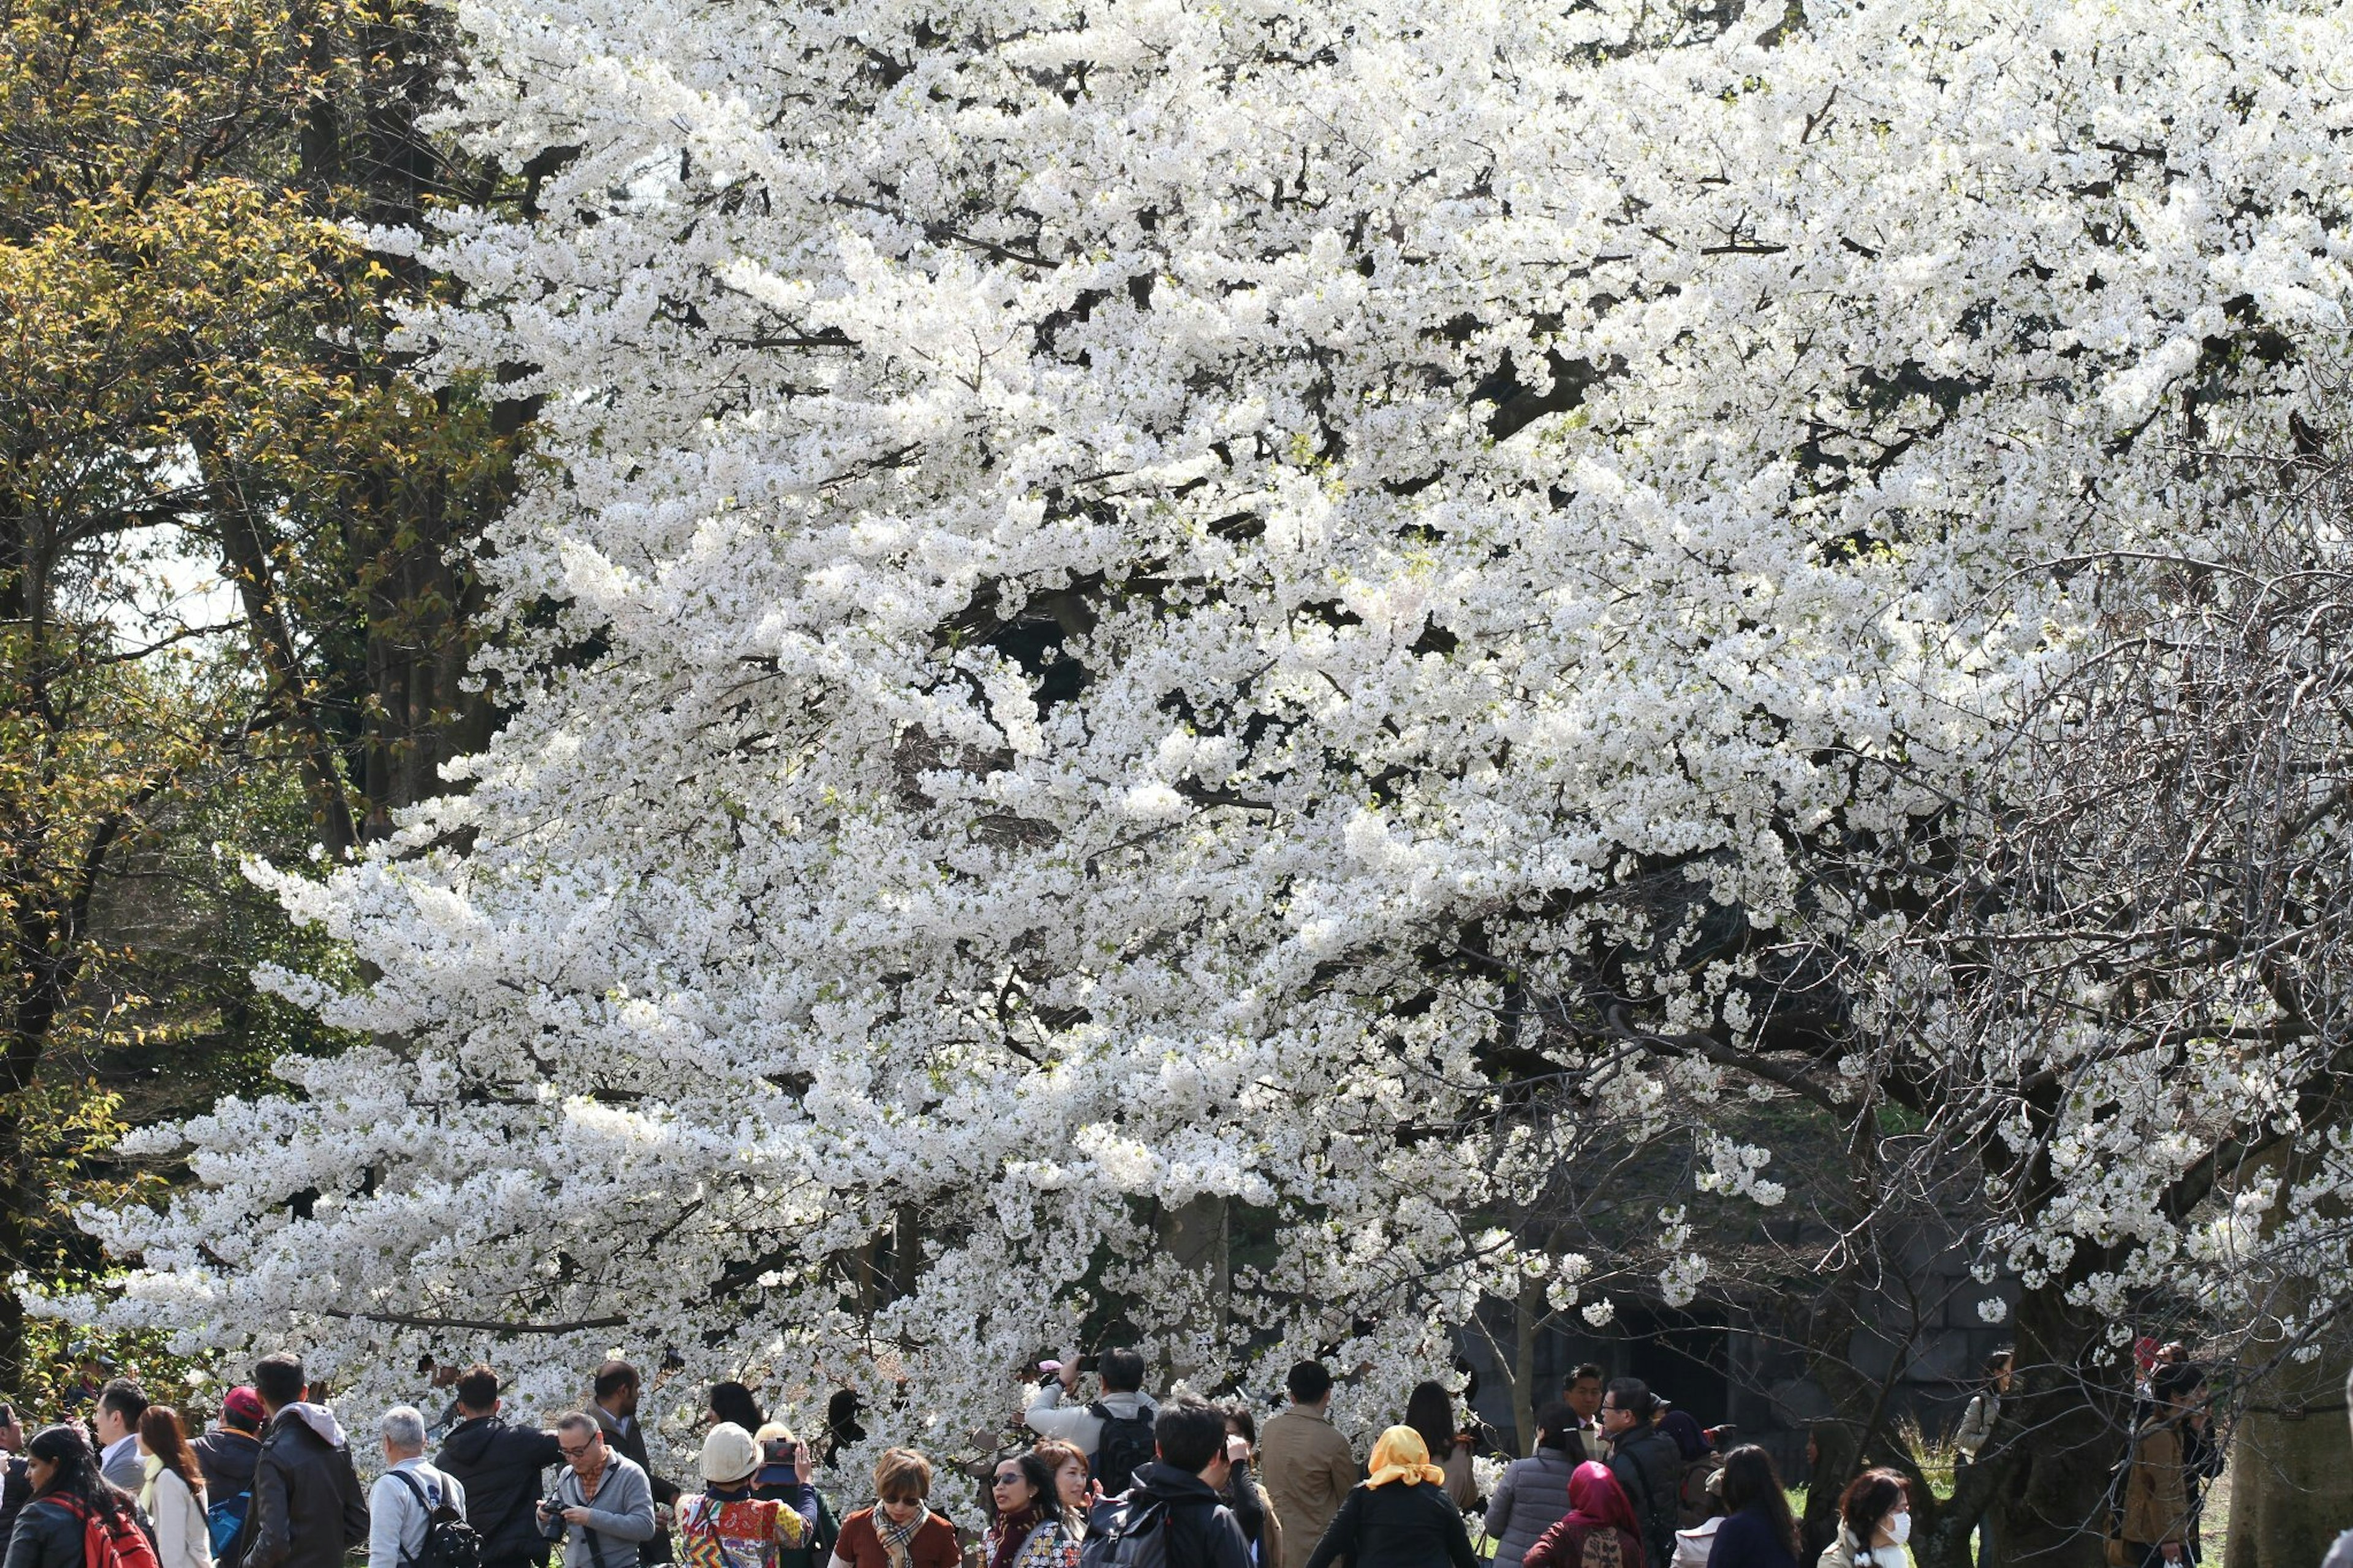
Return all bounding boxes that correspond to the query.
[988,1509,1041,1568]
[874,1504,925,1568]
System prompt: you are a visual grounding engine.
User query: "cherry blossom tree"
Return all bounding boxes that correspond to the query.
[61,0,2353,1539]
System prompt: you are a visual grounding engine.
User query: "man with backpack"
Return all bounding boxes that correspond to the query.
[193,1388,267,1568]
[436,1366,564,1568]
[369,1406,473,1568]
[1083,1398,1251,1568]
[1596,1381,1680,1568]
[1023,1350,1159,1498]
[243,1354,369,1568]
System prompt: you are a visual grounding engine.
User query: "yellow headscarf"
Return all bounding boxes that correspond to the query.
[1364,1426,1446,1488]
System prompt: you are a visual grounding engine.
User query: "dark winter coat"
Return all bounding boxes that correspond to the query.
[1119,1463,1253,1568]
[436,1416,564,1568]
[1603,1432,1680,1568]
[245,1409,369,1568]
[1298,1480,1476,1568]
[1481,1450,1577,1568]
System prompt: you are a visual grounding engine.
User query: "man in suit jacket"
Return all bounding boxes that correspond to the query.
[1558,1366,1609,1464]
[592,1360,679,1566]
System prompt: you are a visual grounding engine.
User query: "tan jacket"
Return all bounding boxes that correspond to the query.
[1259,1407,1358,1562]
[2123,1420,2189,1547]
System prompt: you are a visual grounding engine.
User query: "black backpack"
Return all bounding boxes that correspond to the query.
[1079,1499,1169,1568]
[1089,1404,1157,1496]
[391,1471,484,1568]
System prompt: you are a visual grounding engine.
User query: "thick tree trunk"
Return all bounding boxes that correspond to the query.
[1980,1278,2122,1568]
[2222,1216,2353,1568]
[1154,1194,1228,1381]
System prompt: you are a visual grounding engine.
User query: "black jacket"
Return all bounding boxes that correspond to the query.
[0,1458,30,1550]
[246,1410,370,1568]
[192,1433,263,1568]
[5,1496,154,1568]
[1120,1463,1252,1568]
[194,1431,263,1500]
[591,1406,676,1566]
[1218,1461,1268,1553]
[1605,1428,1681,1568]
[437,1415,564,1568]
[1298,1480,1475,1568]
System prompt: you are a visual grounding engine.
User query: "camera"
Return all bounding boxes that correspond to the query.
[763,1439,801,1466]
[537,1499,569,1539]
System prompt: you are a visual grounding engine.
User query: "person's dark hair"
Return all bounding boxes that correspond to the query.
[97,1379,148,1426]
[1565,1363,1604,1391]
[708,1381,764,1432]
[1603,1377,1657,1422]
[1154,1395,1227,1475]
[594,1360,640,1402]
[985,1450,1059,1524]
[1533,1402,1577,1451]
[1220,1402,1257,1447]
[1837,1468,1909,1541]
[455,1365,501,1414]
[252,1355,305,1411]
[1717,1445,1798,1554]
[2152,1361,2207,1405]
[1404,1381,1455,1460]
[138,1407,205,1502]
[28,1425,130,1521]
[824,1388,865,1466]
[1984,1349,2014,1381]
[1286,1361,1333,1405]
[1097,1348,1146,1395]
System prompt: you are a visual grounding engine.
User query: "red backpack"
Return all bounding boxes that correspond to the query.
[61,1498,162,1568]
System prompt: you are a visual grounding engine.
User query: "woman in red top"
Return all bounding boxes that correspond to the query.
[825,1449,958,1568]
[1523,1461,1648,1568]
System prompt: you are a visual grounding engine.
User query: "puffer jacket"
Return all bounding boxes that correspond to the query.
[1480,1450,1577,1568]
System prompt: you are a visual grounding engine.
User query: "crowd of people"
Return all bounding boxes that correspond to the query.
[0,1341,2272,1568]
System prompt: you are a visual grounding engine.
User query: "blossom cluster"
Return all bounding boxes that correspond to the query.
[61,0,2353,1469]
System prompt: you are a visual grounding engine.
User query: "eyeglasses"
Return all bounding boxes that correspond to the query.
[559,1441,598,1458]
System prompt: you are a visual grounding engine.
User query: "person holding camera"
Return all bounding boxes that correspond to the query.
[1021,1351,1157,1498]
[677,1425,817,1568]
[540,1414,658,1568]
[751,1426,837,1568]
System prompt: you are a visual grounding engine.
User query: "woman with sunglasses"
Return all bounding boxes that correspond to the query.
[983,1452,1079,1568]
[824,1450,957,1568]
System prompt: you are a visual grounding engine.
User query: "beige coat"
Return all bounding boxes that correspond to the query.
[2123,1420,2189,1547]
[142,1458,214,1568]
[1259,1408,1358,1566]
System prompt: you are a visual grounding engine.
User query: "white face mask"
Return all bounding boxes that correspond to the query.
[1885,1512,1912,1547]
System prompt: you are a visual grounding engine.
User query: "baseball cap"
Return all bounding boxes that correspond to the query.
[222,1387,265,1423]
